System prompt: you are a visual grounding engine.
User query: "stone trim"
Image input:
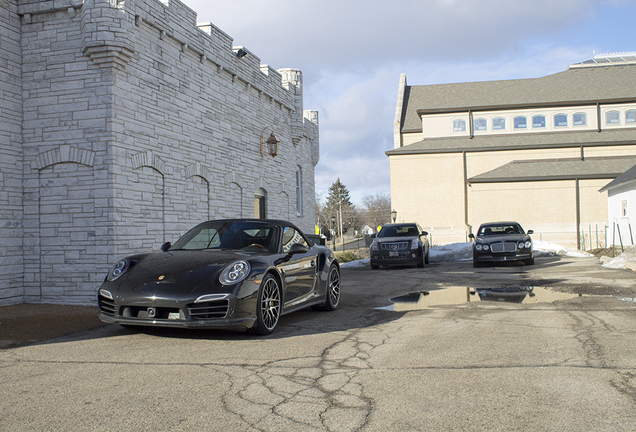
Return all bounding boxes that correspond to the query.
[185,163,213,183]
[36,145,96,170]
[131,150,166,174]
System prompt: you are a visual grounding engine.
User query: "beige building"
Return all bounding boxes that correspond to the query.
[389,53,636,248]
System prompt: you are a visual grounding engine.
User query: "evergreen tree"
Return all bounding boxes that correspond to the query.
[325,179,357,237]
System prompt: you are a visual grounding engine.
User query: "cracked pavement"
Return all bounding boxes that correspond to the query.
[1,256,635,431]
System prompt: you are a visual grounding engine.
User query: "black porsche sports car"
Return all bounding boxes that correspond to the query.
[97,219,340,335]
[468,221,534,267]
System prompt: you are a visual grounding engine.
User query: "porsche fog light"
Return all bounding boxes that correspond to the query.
[220,261,251,285]
[107,258,130,282]
[99,288,113,300]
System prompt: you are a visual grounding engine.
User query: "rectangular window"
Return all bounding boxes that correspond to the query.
[622,200,628,217]
[255,196,266,219]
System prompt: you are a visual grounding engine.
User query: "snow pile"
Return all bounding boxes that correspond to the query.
[532,240,592,258]
[341,258,370,268]
[602,246,636,270]
[429,242,472,262]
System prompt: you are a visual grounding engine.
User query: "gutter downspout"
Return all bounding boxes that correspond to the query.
[575,178,581,250]
[597,103,602,132]
[463,151,470,237]
[469,111,474,139]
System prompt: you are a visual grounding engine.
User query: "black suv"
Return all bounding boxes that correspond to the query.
[369,223,429,269]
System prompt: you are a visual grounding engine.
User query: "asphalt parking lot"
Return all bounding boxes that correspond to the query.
[1,256,635,431]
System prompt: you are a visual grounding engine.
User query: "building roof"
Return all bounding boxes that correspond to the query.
[400,63,636,133]
[386,128,636,156]
[468,157,636,184]
[599,163,636,192]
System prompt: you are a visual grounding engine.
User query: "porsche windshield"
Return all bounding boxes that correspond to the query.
[171,221,279,252]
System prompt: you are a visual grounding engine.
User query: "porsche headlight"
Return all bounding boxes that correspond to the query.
[107,258,130,282]
[220,261,251,285]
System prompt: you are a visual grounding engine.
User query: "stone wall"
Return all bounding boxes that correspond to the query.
[2,0,319,305]
[0,0,23,304]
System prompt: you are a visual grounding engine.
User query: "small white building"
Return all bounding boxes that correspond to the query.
[600,164,636,248]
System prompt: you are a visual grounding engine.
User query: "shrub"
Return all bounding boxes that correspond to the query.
[335,251,357,263]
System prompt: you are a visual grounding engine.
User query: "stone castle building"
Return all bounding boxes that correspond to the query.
[0,0,320,305]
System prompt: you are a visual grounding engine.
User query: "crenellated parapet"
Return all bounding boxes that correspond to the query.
[16,0,305,112]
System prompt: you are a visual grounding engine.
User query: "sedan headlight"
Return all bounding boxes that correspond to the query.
[476,243,489,251]
[370,242,378,251]
[525,241,532,249]
[220,261,251,285]
[411,239,419,250]
[475,244,483,251]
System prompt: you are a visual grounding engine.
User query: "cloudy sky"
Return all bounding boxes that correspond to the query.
[181,0,636,206]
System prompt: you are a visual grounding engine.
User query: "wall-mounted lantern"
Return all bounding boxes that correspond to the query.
[261,127,279,158]
[391,209,397,223]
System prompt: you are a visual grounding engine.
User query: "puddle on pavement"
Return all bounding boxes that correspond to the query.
[378,286,591,312]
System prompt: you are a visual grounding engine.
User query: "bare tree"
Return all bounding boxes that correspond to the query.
[360,193,391,233]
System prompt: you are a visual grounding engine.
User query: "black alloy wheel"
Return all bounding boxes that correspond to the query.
[248,273,281,335]
[313,264,340,311]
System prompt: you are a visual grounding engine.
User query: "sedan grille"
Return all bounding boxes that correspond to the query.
[491,242,517,253]
[187,300,229,319]
[98,294,117,316]
[380,242,409,251]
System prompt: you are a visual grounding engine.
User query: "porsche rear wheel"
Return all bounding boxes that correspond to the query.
[313,264,340,311]
[249,274,281,335]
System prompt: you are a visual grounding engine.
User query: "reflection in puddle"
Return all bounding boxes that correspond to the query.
[379,286,586,312]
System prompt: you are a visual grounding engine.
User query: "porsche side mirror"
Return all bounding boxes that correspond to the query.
[288,243,309,255]
[161,242,171,252]
[527,230,534,235]
[468,234,475,240]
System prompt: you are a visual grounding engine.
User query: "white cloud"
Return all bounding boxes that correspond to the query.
[181,0,636,205]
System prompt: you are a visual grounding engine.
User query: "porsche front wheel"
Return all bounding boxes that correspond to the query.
[249,274,281,335]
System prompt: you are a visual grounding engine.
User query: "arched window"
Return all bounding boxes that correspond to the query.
[492,117,505,130]
[573,113,587,126]
[554,114,568,127]
[473,118,487,131]
[296,167,303,215]
[513,116,527,129]
[532,115,546,128]
[606,111,620,125]
[626,110,636,124]
[453,119,466,132]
